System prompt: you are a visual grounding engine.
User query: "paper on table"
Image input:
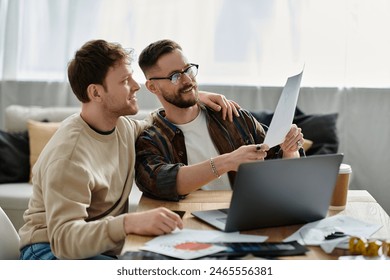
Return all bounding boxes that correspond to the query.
[141,241,225,260]
[283,216,382,253]
[263,69,303,148]
[141,228,268,260]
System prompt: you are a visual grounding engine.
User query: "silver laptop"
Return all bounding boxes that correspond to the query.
[192,154,344,232]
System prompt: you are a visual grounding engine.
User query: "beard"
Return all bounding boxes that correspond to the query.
[161,84,199,108]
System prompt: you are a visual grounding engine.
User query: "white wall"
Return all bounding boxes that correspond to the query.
[1,81,389,215]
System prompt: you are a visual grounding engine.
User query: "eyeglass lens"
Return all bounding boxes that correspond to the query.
[171,65,198,84]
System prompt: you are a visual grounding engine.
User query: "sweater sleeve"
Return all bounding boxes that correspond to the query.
[43,159,127,259]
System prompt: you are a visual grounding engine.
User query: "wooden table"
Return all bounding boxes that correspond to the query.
[121,190,390,259]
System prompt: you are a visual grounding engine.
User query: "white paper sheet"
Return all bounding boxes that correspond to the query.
[263,69,303,148]
[283,216,382,253]
[140,228,268,259]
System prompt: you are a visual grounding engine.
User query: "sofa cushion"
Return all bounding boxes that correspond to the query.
[0,183,33,210]
[0,130,30,183]
[27,120,61,180]
[5,105,80,133]
[293,110,339,155]
[0,183,34,230]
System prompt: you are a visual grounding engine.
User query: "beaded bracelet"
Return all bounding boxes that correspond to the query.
[210,158,221,178]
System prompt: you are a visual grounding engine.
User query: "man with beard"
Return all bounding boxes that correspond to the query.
[18,39,238,260]
[135,39,304,201]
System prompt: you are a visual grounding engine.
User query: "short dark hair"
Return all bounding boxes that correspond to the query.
[67,39,133,103]
[138,39,182,76]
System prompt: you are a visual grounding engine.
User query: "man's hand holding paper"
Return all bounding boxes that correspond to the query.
[279,124,304,158]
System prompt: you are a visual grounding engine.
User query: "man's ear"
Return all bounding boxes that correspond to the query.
[87,84,102,102]
[145,80,158,95]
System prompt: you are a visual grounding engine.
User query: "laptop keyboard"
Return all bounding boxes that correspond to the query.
[216,209,229,222]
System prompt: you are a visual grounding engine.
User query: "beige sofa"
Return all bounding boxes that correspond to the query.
[0,105,148,230]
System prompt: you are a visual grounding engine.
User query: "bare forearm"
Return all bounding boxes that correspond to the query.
[176,154,231,195]
[176,144,267,195]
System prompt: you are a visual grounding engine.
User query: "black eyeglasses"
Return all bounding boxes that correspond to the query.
[149,63,199,85]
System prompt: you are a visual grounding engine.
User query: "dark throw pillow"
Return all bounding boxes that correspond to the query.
[0,130,30,183]
[251,108,339,156]
[293,109,339,155]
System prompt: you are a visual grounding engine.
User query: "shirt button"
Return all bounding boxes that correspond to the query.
[178,151,184,157]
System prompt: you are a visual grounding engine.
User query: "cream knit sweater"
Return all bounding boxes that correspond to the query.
[19,113,147,259]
